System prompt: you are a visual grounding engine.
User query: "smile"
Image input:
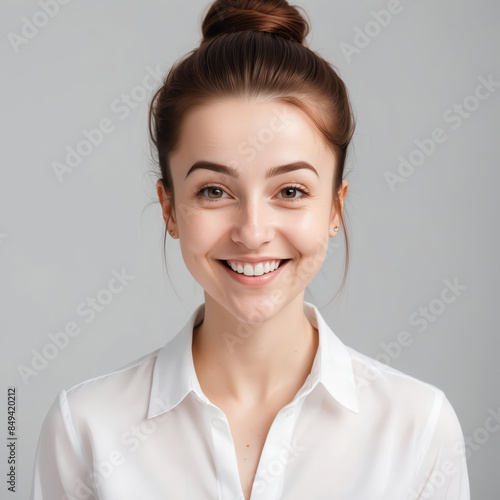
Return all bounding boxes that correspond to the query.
[219,259,291,284]
[223,259,290,276]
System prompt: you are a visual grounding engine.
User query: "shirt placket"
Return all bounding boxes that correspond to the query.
[209,395,307,500]
[206,407,242,499]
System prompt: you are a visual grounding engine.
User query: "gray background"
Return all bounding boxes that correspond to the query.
[1,0,498,497]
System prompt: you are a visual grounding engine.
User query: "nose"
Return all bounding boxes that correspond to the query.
[230,194,275,249]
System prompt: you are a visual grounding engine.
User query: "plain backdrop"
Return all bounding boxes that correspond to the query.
[1,0,498,497]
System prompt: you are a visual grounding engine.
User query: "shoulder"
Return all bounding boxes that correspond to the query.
[49,347,162,426]
[347,344,442,399]
[346,345,464,442]
[344,346,468,479]
[35,347,163,473]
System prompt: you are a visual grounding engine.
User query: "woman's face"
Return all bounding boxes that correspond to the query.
[157,97,347,324]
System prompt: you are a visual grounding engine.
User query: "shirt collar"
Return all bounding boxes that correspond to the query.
[147,300,359,419]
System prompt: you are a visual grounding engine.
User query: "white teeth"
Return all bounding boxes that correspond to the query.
[226,260,282,276]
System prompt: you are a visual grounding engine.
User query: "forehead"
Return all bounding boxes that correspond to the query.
[171,97,334,171]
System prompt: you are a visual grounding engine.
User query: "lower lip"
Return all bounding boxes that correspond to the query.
[218,259,290,287]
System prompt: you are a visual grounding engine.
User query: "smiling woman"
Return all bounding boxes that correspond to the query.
[156,95,348,327]
[30,1,470,499]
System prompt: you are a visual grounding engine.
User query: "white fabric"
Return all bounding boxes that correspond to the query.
[30,300,470,499]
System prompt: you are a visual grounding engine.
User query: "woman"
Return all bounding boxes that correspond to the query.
[30,1,470,499]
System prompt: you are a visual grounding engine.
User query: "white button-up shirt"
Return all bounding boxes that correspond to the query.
[30,301,470,499]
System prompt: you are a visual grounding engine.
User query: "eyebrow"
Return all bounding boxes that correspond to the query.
[184,161,319,180]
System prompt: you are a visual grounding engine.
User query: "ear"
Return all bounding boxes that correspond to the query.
[156,179,177,238]
[329,179,348,237]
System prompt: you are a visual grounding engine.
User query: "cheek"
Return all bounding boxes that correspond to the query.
[177,203,231,234]
[177,211,225,263]
[287,211,330,250]
[284,213,330,278]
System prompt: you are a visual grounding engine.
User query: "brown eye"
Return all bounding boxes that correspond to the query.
[206,187,223,198]
[277,184,310,201]
[281,187,298,199]
[195,184,229,202]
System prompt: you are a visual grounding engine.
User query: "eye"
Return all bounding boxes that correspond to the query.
[193,183,311,203]
[276,184,311,202]
[194,184,229,202]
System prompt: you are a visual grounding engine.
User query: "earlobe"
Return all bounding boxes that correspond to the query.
[329,180,348,237]
[329,202,339,238]
[329,219,340,237]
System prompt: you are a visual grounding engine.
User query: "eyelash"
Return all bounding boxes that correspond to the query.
[194,183,311,203]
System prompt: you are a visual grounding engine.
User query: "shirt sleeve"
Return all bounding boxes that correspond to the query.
[408,391,470,500]
[29,389,97,500]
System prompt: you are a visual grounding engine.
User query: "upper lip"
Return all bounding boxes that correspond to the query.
[219,257,289,263]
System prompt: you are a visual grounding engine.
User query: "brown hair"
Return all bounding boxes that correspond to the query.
[148,0,356,302]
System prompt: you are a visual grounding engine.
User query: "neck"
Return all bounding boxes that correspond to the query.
[191,293,319,408]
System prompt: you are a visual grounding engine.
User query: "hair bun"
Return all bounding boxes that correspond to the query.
[201,0,309,45]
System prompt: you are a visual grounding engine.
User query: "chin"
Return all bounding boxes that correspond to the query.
[224,294,291,325]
